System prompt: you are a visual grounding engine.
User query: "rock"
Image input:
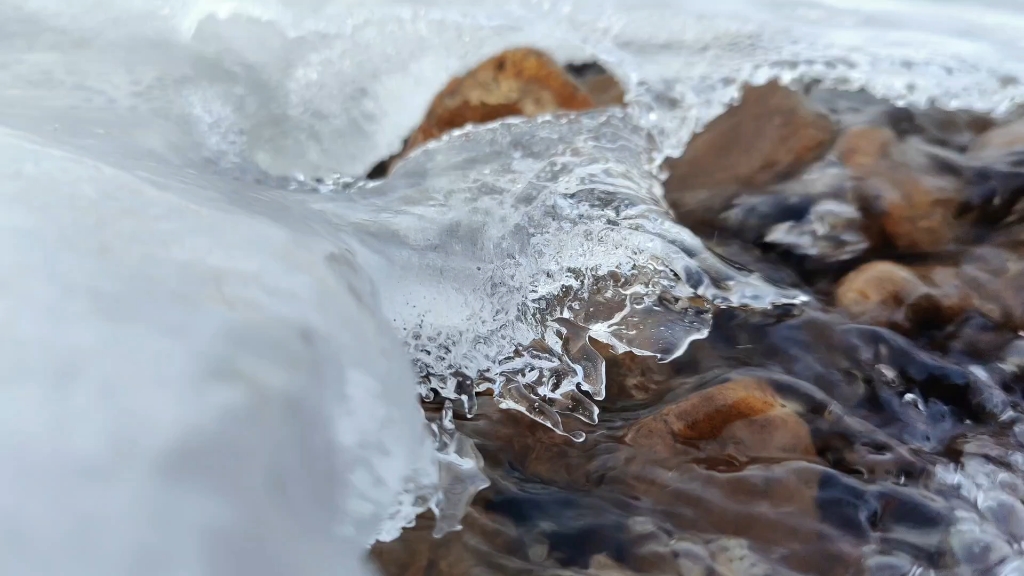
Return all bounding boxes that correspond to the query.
[864,106,995,152]
[459,396,594,487]
[902,108,996,151]
[369,53,623,179]
[596,342,678,404]
[601,460,860,575]
[837,323,1009,421]
[805,86,892,129]
[834,260,967,332]
[619,517,685,574]
[577,74,625,108]
[371,509,524,576]
[565,62,626,107]
[587,554,635,575]
[623,377,815,459]
[959,152,1024,225]
[855,162,961,253]
[664,81,837,224]
[834,126,899,173]
[671,541,715,575]
[715,162,870,264]
[952,246,1024,329]
[817,471,953,559]
[970,117,1024,158]
[835,251,1024,334]
[716,409,818,459]
[402,48,598,156]
[833,124,966,253]
[760,198,870,263]
[806,85,994,151]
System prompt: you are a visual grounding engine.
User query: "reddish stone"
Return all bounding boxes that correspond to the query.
[623,378,815,459]
[834,126,898,173]
[969,117,1024,158]
[835,260,972,332]
[402,48,598,156]
[856,164,961,253]
[664,81,836,222]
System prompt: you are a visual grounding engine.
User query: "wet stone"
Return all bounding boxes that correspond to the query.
[960,152,1024,226]
[970,117,1024,158]
[863,554,921,576]
[664,81,837,228]
[368,48,618,179]
[834,126,899,173]
[403,47,599,156]
[371,509,524,576]
[807,84,994,151]
[900,108,996,152]
[854,163,961,254]
[707,538,777,576]
[834,249,1024,335]
[623,377,816,460]
[565,61,626,108]
[596,342,678,406]
[587,554,635,575]
[834,261,966,333]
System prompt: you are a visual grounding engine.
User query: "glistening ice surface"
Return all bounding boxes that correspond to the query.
[311,111,805,440]
[5,0,1024,575]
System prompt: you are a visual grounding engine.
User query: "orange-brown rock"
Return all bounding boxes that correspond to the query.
[601,460,859,575]
[623,378,815,459]
[401,48,598,156]
[856,163,961,253]
[952,246,1024,329]
[834,260,970,332]
[908,108,996,151]
[664,81,836,222]
[457,396,594,488]
[577,73,625,108]
[371,510,523,576]
[564,61,627,108]
[969,117,1024,158]
[715,409,818,459]
[834,125,898,173]
[588,554,636,575]
[596,342,678,404]
[836,250,1024,333]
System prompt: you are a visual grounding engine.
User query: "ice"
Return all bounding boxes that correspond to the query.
[308,110,805,439]
[427,402,492,538]
[0,125,436,575]
[762,200,870,262]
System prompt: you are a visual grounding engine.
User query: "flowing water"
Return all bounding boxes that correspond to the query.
[4,1,1024,575]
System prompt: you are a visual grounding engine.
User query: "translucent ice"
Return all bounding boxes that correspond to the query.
[308,110,806,439]
[0,126,435,576]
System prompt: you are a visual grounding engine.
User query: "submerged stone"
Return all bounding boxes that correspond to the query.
[970,117,1024,158]
[623,377,815,460]
[664,81,836,226]
[367,50,623,179]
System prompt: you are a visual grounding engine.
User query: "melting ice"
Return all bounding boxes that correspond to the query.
[309,110,805,440]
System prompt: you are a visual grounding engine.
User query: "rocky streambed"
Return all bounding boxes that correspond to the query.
[367,47,1024,576]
